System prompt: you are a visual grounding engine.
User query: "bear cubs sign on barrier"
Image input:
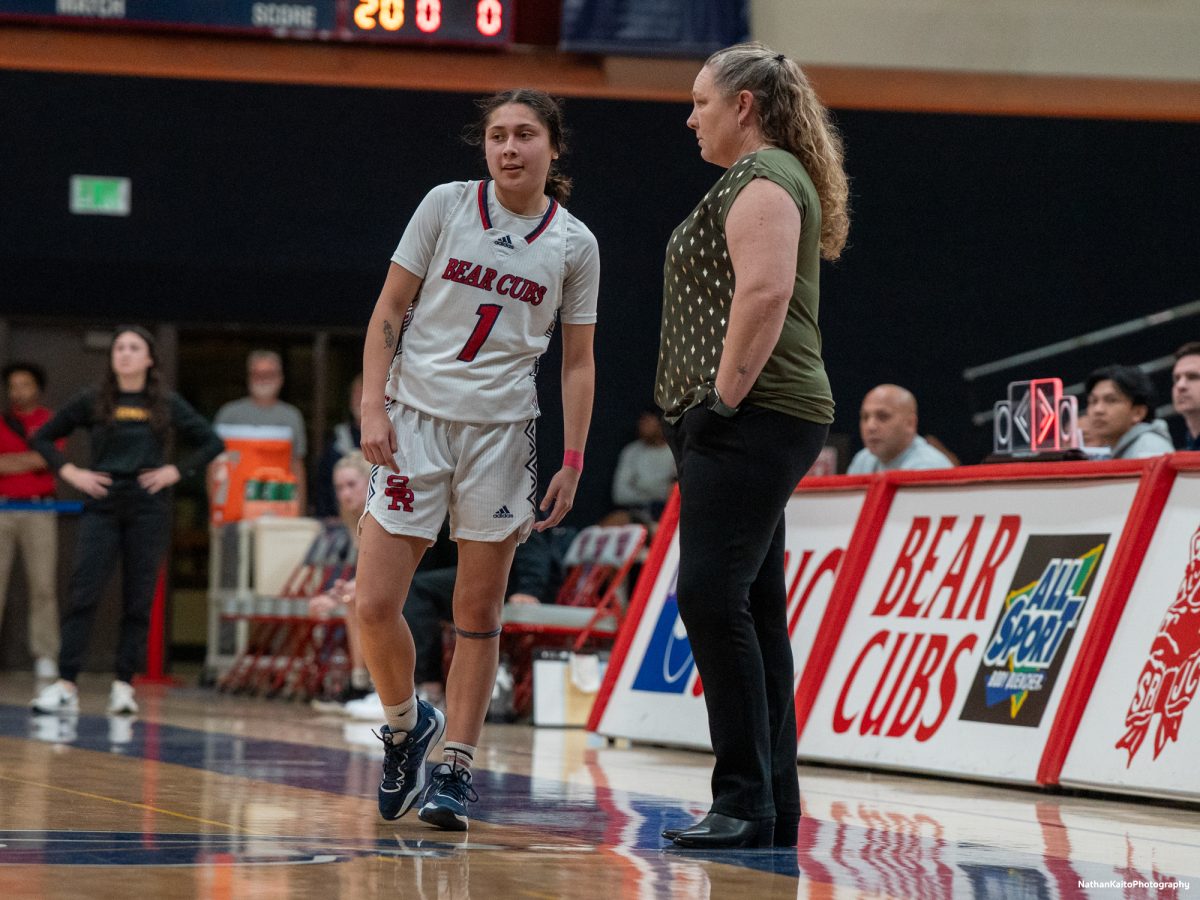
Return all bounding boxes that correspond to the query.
[798,475,1141,783]
[592,483,868,751]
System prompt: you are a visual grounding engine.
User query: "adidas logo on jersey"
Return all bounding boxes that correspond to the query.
[493,506,514,519]
[493,234,515,249]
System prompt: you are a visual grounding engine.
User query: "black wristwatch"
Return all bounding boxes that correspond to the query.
[704,385,740,418]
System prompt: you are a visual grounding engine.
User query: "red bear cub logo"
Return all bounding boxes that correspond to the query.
[1116,526,1200,765]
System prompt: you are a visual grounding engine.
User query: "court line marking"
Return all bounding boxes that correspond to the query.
[0,774,266,836]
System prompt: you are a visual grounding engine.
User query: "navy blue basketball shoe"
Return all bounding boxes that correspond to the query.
[418,763,479,831]
[376,699,446,820]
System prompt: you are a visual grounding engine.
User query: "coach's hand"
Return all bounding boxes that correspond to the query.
[535,467,580,531]
[60,463,112,499]
[139,464,181,494]
[360,404,398,473]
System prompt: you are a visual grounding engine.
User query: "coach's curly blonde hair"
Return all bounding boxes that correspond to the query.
[706,42,850,260]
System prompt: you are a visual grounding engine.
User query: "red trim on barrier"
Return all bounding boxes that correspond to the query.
[1036,455,1179,784]
[796,473,876,492]
[587,486,681,732]
[793,476,899,741]
[886,458,1148,486]
[137,563,177,686]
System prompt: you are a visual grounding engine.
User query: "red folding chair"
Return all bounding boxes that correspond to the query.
[501,524,647,715]
[218,524,354,697]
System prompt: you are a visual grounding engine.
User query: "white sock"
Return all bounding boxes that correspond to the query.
[383,694,418,736]
[444,742,475,772]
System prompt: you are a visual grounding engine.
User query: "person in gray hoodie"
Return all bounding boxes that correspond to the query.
[1085,365,1174,459]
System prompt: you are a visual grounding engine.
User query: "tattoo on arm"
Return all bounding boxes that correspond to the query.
[383,320,396,350]
[737,365,749,377]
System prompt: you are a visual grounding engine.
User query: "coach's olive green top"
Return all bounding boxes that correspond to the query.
[654,148,834,425]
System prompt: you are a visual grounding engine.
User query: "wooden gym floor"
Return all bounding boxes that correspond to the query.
[0,675,1196,899]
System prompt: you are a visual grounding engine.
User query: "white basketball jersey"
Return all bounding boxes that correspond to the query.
[387,180,599,424]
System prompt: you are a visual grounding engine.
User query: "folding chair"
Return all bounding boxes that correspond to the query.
[501,524,647,716]
[218,523,355,697]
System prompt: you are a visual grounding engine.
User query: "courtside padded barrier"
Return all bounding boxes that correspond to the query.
[591,456,1200,803]
[589,476,873,750]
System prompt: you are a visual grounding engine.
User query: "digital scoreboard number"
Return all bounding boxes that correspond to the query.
[351,0,507,42]
[0,0,512,46]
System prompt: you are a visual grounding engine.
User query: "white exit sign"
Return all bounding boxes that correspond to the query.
[70,175,131,216]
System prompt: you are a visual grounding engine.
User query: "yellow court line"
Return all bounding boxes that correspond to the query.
[0,773,265,836]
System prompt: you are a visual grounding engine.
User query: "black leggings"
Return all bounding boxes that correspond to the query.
[58,480,170,684]
[666,404,828,821]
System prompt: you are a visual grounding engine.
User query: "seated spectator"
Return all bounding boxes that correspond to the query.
[314,374,363,518]
[847,384,954,473]
[307,452,373,705]
[1075,406,1111,458]
[1084,365,1173,459]
[603,409,675,526]
[1172,343,1200,451]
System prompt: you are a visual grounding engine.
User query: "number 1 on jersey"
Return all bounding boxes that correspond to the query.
[457,303,502,362]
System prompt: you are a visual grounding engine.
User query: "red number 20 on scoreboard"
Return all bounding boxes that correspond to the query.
[353,0,503,38]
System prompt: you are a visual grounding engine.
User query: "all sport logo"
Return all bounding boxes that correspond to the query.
[1116,525,1200,766]
[960,534,1107,727]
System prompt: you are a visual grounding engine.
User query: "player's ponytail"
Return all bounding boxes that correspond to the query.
[543,169,573,205]
[467,88,573,205]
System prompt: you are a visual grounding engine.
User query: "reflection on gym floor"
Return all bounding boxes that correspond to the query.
[0,678,1196,899]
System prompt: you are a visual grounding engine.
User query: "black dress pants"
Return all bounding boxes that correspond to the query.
[666,404,828,822]
[403,566,458,684]
[58,479,171,684]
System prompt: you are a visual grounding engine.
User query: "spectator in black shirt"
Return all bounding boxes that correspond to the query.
[28,325,224,717]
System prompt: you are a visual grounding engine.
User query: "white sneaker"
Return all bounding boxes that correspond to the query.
[31,680,79,715]
[107,680,139,716]
[34,657,59,680]
[344,691,384,721]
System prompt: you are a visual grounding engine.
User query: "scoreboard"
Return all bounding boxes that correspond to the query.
[0,0,512,46]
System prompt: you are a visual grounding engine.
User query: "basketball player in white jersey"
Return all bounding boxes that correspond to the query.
[356,89,599,830]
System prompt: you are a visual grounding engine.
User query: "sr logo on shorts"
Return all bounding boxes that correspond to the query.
[386,475,416,512]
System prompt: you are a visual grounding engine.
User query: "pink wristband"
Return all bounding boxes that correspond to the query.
[563,449,584,471]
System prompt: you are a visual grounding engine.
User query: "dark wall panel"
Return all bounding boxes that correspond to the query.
[2,70,1198,524]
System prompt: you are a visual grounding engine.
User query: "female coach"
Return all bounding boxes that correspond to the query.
[356,89,598,832]
[655,43,850,849]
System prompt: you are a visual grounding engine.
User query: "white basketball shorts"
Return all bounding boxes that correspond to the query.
[364,401,537,544]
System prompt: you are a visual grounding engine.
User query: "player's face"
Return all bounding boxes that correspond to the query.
[333,467,368,515]
[484,103,557,202]
[687,66,741,167]
[111,331,154,381]
[1086,379,1146,446]
[1172,354,1200,417]
[5,371,40,410]
[859,394,916,463]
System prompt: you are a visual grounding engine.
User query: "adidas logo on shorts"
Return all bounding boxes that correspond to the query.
[493,505,514,519]
[493,234,515,249]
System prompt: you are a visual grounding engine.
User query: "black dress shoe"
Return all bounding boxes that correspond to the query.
[773,816,800,848]
[664,814,801,847]
[670,813,774,849]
